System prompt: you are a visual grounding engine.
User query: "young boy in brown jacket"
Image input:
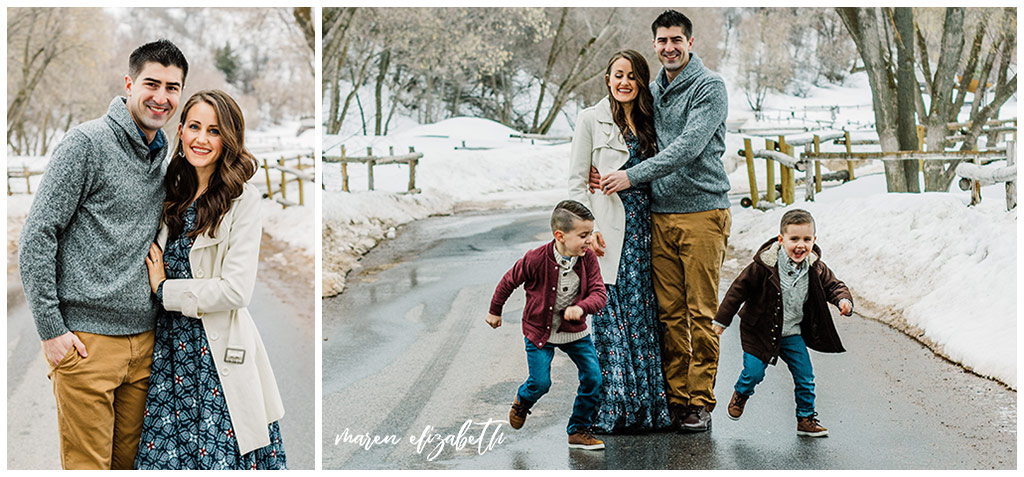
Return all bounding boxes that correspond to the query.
[712,209,852,437]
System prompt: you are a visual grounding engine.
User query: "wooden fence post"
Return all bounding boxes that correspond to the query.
[408,146,417,192]
[813,134,822,193]
[1006,140,1016,210]
[341,145,349,192]
[24,165,32,194]
[743,138,758,208]
[765,139,776,203]
[296,154,305,206]
[366,147,375,191]
[263,158,274,199]
[804,143,814,201]
[844,130,855,180]
[278,158,287,200]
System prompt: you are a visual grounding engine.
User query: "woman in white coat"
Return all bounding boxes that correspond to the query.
[568,50,671,433]
[137,90,285,469]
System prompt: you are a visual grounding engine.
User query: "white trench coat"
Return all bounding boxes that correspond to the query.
[158,183,285,455]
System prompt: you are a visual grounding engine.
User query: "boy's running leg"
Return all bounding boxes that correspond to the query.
[729,352,767,420]
[514,337,556,425]
[779,335,826,436]
[562,337,604,450]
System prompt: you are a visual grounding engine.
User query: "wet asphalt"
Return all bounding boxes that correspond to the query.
[321,207,1016,470]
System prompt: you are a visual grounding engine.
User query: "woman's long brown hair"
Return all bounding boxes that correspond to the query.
[163,90,257,240]
[605,50,657,159]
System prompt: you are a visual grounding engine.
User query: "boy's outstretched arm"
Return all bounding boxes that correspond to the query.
[488,256,529,326]
[818,263,854,315]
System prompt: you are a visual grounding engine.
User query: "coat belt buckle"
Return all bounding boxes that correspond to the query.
[224,347,246,364]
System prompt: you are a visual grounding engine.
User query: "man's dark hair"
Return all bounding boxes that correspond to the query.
[651,9,692,39]
[551,200,595,234]
[780,209,815,235]
[129,39,189,84]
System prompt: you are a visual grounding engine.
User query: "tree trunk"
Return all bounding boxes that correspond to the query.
[531,7,568,132]
[894,7,919,192]
[922,8,966,191]
[374,49,390,135]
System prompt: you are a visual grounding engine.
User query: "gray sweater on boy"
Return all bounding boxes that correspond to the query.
[19,96,167,341]
[625,52,731,214]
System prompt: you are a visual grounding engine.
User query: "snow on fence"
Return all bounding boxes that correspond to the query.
[955,140,1016,210]
[322,145,423,194]
[257,151,315,208]
[509,132,573,145]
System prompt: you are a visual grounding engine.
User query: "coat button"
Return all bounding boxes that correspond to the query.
[210,331,219,340]
[220,367,230,376]
[196,270,204,278]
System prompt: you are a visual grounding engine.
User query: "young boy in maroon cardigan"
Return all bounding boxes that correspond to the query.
[486,200,608,450]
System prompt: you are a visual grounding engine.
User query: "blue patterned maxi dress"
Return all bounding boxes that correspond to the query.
[135,201,287,469]
[591,131,673,433]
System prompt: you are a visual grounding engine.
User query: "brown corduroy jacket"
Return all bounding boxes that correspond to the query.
[715,238,852,365]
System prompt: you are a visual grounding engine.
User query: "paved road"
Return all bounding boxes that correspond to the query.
[322,207,1016,470]
[6,237,315,470]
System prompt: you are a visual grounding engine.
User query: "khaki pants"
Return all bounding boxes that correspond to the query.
[651,209,730,411]
[46,330,154,469]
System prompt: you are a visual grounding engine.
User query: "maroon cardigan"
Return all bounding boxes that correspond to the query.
[489,240,607,348]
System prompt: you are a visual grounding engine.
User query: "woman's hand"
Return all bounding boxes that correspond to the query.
[592,231,606,257]
[144,242,166,294]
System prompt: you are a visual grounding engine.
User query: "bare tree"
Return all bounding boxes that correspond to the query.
[838,7,1016,192]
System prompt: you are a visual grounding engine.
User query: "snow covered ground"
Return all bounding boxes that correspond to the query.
[324,71,1017,389]
[6,121,314,261]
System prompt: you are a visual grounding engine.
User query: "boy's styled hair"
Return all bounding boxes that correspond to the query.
[129,39,189,84]
[780,209,815,234]
[651,9,692,39]
[551,200,594,234]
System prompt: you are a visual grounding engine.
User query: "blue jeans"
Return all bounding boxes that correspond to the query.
[733,334,816,417]
[517,335,602,435]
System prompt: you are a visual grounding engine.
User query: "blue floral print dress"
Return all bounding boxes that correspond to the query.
[590,131,673,432]
[135,201,286,469]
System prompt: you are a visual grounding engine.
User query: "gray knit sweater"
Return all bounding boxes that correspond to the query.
[19,97,167,341]
[625,52,731,214]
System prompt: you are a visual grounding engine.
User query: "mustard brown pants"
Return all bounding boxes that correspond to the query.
[46,330,154,469]
[651,208,730,411]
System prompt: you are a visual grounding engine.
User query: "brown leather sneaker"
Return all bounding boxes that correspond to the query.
[567,428,605,450]
[680,405,712,432]
[797,413,828,437]
[727,392,750,421]
[508,396,531,430]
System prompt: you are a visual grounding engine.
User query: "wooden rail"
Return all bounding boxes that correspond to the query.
[6,165,44,195]
[322,145,423,193]
[955,140,1016,210]
[260,152,314,208]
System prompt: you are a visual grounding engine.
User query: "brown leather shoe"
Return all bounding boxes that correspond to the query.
[668,403,688,430]
[509,396,531,430]
[568,428,605,450]
[797,413,828,437]
[680,405,711,432]
[727,392,750,421]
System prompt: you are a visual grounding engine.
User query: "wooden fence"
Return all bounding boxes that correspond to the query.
[322,145,422,194]
[260,152,315,208]
[740,120,1016,211]
[6,165,43,195]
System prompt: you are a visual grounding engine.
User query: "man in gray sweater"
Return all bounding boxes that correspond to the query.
[18,39,188,469]
[599,10,731,433]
